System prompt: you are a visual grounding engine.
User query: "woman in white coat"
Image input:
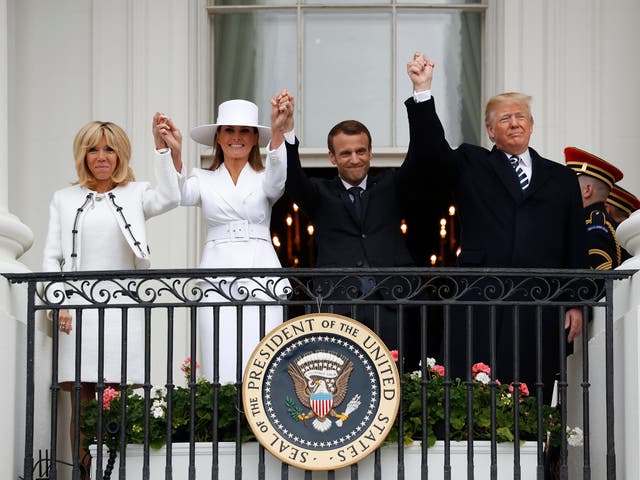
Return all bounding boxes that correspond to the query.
[161,90,294,383]
[42,119,181,470]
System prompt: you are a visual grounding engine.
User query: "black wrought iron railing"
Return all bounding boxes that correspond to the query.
[3,267,633,480]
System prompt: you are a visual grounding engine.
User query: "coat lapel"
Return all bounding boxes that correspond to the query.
[211,163,255,218]
[522,147,553,198]
[489,146,523,202]
[334,177,361,225]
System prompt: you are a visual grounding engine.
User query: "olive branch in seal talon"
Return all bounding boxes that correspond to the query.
[286,396,306,422]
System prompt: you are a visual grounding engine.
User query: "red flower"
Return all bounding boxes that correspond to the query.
[508,382,530,399]
[432,365,445,377]
[102,387,119,410]
[389,350,399,362]
[472,362,491,378]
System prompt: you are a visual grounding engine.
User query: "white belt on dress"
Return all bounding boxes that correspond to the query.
[206,220,271,243]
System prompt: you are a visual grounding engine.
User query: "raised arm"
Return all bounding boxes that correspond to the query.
[397,51,459,190]
[153,112,183,173]
[263,89,295,200]
[406,51,434,93]
[270,89,295,149]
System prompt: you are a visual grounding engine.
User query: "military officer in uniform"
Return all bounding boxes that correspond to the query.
[606,184,640,226]
[565,147,623,270]
[606,184,640,262]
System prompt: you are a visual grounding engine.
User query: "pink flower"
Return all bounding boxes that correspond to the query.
[472,362,491,378]
[508,382,530,399]
[102,387,119,410]
[432,365,445,377]
[180,357,200,373]
[389,350,399,362]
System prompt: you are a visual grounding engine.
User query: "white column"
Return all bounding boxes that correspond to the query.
[0,0,35,478]
[0,0,33,273]
[617,213,640,269]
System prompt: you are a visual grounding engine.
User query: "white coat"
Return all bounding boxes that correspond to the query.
[42,150,180,383]
[180,142,289,382]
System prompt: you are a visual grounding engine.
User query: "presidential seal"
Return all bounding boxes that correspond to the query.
[242,313,400,471]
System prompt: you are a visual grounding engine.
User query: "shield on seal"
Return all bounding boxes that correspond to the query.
[310,391,333,418]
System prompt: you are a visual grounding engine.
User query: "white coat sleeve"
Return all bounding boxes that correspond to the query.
[141,150,182,219]
[179,170,203,207]
[262,140,287,201]
[42,192,64,272]
[41,191,69,309]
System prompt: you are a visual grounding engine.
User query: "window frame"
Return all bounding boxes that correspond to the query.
[206,1,488,167]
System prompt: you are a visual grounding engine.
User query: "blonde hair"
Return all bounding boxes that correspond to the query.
[485,92,534,126]
[209,127,264,172]
[73,121,135,189]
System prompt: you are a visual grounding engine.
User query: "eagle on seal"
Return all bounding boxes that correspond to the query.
[287,351,355,432]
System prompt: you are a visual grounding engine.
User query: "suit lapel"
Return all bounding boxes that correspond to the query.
[489,147,523,202]
[522,147,553,198]
[334,177,361,225]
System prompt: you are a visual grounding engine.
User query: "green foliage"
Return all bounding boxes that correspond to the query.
[80,361,563,451]
[79,380,255,451]
[385,368,562,448]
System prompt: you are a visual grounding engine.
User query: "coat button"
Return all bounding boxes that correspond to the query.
[356,260,363,267]
[361,234,367,239]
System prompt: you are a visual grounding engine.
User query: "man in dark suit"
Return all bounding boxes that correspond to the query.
[407,52,588,401]
[284,68,432,367]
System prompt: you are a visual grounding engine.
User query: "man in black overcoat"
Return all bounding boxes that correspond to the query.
[406,52,588,402]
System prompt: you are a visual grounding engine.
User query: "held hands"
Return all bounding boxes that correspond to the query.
[270,89,295,149]
[406,52,434,93]
[153,112,183,151]
[153,112,183,172]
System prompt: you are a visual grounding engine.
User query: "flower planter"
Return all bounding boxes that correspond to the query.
[91,440,537,479]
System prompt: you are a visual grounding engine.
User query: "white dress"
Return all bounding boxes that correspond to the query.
[180,142,289,383]
[59,194,144,384]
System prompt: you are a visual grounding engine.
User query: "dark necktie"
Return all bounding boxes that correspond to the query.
[348,186,364,219]
[509,156,529,190]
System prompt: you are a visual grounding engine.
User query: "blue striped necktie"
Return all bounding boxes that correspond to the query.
[509,156,529,190]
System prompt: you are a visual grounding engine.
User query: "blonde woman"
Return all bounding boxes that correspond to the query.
[42,119,181,472]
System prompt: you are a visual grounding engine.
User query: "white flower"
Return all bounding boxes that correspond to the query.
[409,370,422,380]
[426,357,436,369]
[567,426,584,447]
[151,386,167,398]
[151,398,167,419]
[474,372,491,384]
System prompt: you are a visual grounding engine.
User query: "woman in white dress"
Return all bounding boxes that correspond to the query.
[162,90,294,383]
[42,119,181,469]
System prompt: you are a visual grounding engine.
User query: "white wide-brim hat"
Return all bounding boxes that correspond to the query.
[190,99,271,148]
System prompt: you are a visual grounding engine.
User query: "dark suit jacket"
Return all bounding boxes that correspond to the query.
[418,96,588,400]
[283,99,431,361]
[285,99,431,269]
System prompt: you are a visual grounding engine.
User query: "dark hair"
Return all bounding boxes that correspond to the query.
[327,120,372,155]
[209,126,264,172]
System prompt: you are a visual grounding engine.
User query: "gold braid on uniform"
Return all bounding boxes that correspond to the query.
[586,210,622,270]
[588,248,613,270]
[605,217,622,267]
